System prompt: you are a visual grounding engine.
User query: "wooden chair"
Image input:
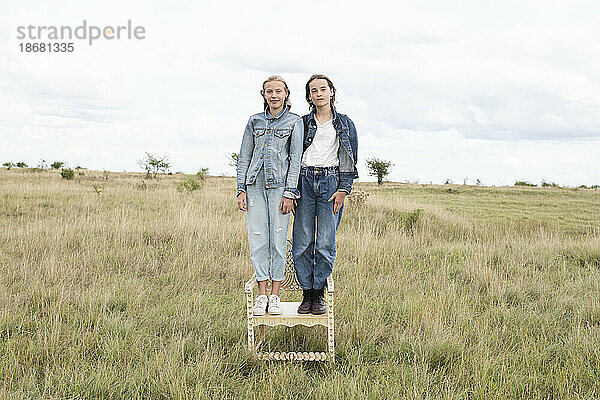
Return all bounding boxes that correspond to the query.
[245,240,335,362]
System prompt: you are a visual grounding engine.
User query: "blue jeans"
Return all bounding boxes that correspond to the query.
[246,169,290,282]
[292,166,343,290]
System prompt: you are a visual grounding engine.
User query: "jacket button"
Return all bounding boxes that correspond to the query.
[254,167,258,171]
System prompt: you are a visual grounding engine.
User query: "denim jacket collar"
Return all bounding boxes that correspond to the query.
[306,106,339,127]
[265,105,289,120]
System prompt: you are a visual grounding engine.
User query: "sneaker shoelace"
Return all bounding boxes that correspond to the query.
[255,296,267,309]
[269,295,280,308]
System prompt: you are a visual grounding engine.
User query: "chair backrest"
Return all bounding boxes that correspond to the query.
[280,239,301,291]
[262,239,301,291]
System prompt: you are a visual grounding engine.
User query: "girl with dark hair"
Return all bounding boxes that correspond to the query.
[292,74,359,314]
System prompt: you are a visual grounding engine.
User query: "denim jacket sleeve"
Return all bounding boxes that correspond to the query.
[283,117,303,199]
[338,118,358,194]
[236,118,254,197]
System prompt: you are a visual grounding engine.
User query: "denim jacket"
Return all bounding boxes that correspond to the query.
[302,108,359,193]
[237,106,303,199]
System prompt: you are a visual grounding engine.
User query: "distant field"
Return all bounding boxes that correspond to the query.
[1,169,599,399]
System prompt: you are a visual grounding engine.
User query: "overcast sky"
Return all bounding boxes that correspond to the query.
[1,0,599,186]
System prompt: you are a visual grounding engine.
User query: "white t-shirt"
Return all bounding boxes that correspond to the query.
[301,118,339,167]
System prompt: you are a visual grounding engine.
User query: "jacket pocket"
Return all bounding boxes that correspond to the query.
[274,128,291,152]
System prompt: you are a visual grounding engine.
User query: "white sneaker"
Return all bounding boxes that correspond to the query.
[253,295,268,316]
[268,294,282,315]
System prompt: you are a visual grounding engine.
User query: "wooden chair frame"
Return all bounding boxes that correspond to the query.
[244,240,335,362]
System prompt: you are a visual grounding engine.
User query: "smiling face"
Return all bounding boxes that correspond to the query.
[262,80,288,115]
[308,78,335,110]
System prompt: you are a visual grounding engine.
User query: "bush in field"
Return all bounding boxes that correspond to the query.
[60,168,74,180]
[400,208,424,234]
[177,177,203,194]
[51,161,64,169]
[3,162,13,170]
[16,162,28,168]
[346,189,369,210]
[515,181,536,187]
[541,181,559,188]
[196,168,209,181]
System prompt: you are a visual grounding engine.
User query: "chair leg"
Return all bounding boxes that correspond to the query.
[259,325,265,344]
[327,291,335,363]
[246,292,255,349]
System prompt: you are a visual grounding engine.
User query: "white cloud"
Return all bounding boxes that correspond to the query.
[1,0,599,186]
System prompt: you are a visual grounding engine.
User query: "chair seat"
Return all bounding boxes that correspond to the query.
[254,302,328,327]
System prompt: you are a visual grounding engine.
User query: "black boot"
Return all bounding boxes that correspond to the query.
[311,288,326,315]
[297,289,313,314]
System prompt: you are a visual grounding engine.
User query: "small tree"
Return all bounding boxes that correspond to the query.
[51,161,64,169]
[229,153,239,170]
[366,158,392,185]
[196,168,209,181]
[3,162,13,170]
[137,152,170,179]
[16,162,28,168]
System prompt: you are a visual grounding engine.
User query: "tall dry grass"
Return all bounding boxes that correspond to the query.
[0,169,599,399]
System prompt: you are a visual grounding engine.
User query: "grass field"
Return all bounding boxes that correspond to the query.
[1,168,599,399]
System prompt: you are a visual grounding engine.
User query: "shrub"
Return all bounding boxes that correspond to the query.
[401,208,424,233]
[16,162,28,168]
[2,162,13,170]
[515,181,536,187]
[541,181,559,188]
[196,168,209,181]
[177,177,202,194]
[60,168,74,180]
[346,189,369,210]
[51,161,64,169]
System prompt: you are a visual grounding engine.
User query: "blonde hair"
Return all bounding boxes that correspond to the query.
[260,75,291,110]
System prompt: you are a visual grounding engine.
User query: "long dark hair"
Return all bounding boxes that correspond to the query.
[305,74,336,110]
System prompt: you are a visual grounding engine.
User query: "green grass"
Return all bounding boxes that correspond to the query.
[0,169,599,399]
